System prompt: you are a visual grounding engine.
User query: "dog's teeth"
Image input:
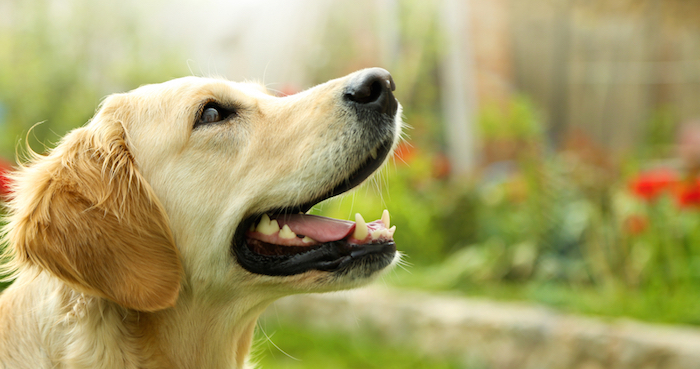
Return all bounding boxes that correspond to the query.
[387,225,396,237]
[371,229,382,240]
[278,224,296,239]
[370,147,378,160]
[353,213,368,240]
[256,214,270,232]
[257,214,280,235]
[302,236,315,244]
[268,220,280,234]
[381,209,390,228]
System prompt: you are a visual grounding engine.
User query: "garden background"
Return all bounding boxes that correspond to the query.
[2,0,700,367]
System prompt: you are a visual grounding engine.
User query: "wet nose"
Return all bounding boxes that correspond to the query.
[344,68,398,117]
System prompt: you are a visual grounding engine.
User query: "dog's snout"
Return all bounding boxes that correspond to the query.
[344,68,398,117]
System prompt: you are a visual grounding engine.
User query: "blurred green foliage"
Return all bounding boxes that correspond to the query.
[300,0,700,326]
[309,0,446,153]
[254,319,464,369]
[478,96,543,141]
[0,0,186,158]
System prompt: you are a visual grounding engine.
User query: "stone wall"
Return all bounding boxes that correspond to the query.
[266,287,700,369]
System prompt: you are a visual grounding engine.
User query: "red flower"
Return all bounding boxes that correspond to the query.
[0,158,11,199]
[675,178,700,208]
[629,168,678,201]
[394,142,416,165]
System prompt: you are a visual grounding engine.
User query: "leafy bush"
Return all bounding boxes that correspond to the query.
[312,94,700,324]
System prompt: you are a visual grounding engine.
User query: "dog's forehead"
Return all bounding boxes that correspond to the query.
[130,77,273,104]
[111,77,274,141]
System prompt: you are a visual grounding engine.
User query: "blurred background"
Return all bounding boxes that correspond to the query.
[3,0,700,367]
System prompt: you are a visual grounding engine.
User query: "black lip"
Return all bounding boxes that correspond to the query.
[234,236,396,276]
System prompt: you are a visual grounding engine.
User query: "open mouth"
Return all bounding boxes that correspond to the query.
[232,138,397,276]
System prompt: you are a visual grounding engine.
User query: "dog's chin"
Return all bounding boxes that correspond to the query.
[231,136,397,280]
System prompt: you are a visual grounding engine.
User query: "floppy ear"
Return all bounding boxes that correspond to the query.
[4,96,182,312]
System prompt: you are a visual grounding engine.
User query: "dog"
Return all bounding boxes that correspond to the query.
[0,68,403,369]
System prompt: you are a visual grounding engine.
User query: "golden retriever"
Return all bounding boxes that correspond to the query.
[0,68,402,369]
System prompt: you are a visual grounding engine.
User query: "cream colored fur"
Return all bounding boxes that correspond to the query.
[0,71,403,369]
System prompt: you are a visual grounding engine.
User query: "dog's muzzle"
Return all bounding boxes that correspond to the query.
[232,68,401,277]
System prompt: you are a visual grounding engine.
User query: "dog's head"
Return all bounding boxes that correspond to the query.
[1,68,403,311]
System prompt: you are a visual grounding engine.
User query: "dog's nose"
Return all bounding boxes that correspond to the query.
[344,68,398,117]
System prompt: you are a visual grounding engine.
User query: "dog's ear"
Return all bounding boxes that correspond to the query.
[5,95,182,312]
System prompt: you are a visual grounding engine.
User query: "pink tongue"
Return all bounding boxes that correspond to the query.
[272,214,355,242]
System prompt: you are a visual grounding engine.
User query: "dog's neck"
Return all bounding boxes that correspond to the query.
[125,284,276,369]
[147,291,271,369]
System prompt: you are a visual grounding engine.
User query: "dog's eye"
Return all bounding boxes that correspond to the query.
[195,102,236,128]
[201,108,220,124]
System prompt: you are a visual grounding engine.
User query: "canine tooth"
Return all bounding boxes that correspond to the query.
[381,209,390,228]
[353,213,368,240]
[302,236,315,243]
[257,214,280,235]
[370,147,378,160]
[279,224,296,239]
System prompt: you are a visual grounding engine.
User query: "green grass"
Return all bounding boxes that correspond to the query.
[391,267,700,326]
[253,318,464,369]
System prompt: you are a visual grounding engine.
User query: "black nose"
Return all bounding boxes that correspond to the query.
[344,68,398,117]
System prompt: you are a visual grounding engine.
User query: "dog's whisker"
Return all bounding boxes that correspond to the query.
[257,324,301,362]
[262,60,272,88]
